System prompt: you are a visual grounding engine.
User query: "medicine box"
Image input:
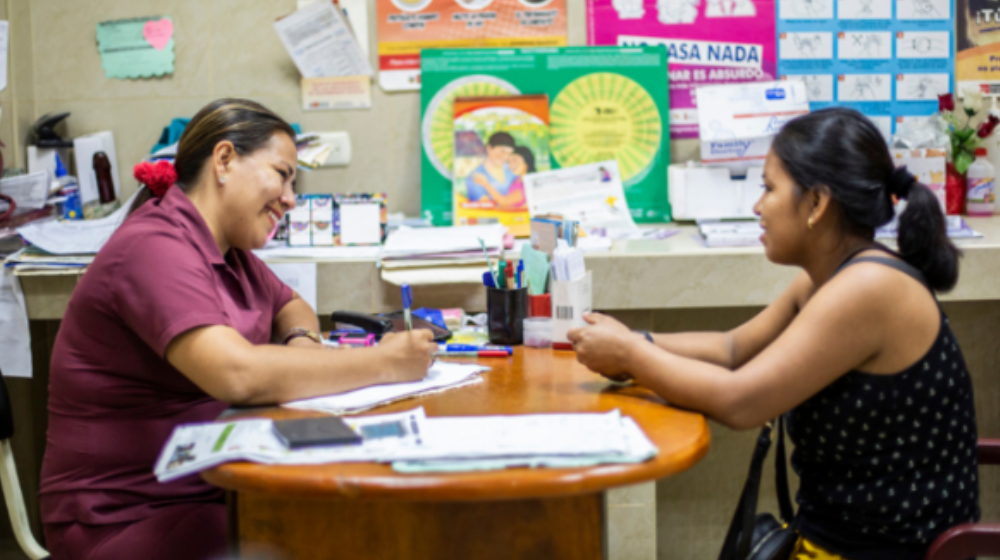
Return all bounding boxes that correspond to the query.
[288,195,312,246]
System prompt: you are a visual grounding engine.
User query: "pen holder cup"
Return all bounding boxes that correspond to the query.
[487,287,528,345]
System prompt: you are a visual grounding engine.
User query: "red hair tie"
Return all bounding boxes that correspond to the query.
[133,160,177,198]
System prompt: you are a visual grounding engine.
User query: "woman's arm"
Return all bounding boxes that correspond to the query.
[165,326,437,406]
[271,292,323,348]
[647,271,813,368]
[570,268,890,430]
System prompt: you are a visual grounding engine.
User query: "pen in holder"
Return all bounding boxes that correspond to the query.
[486,286,528,345]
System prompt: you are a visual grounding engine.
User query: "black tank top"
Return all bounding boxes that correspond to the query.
[788,250,980,560]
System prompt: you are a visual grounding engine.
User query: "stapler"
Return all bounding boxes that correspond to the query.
[31,112,73,148]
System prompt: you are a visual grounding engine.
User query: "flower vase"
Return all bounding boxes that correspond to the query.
[946,162,966,215]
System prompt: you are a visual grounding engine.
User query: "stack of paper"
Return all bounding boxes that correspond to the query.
[379,224,507,285]
[4,247,94,275]
[381,224,505,262]
[154,406,658,481]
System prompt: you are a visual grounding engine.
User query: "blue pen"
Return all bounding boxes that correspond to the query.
[516,260,524,289]
[482,270,496,288]
[442,344,513,354]
[401,283,413,330]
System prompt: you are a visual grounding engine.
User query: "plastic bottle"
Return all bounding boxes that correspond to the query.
[49,154,78,195]
[93,151,117,204]
[966,147,995,216]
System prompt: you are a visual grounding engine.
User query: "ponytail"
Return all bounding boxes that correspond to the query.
[895,178,961,291]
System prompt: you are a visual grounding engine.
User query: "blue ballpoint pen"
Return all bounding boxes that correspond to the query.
[401,283,413,330]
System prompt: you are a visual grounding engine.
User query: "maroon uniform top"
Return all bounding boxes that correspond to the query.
[40,187,293,525]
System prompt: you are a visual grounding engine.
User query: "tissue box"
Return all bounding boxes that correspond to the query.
[697,81,810,176]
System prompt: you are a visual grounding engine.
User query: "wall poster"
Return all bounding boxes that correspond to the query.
[376,0,567,92]
[777,0,955,139]
[586,0,778,139]
[957,0,1000,96]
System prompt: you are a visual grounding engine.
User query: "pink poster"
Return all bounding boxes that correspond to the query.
[587,0,776,139]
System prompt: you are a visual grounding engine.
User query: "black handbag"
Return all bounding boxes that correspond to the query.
[718,416,798,560]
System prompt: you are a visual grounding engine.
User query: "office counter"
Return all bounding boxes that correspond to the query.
[13,217,1000,559]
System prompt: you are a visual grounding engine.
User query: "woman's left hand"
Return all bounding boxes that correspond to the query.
[568,313,644,381]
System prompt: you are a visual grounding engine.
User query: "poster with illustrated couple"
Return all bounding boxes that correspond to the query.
[452,95,551,237]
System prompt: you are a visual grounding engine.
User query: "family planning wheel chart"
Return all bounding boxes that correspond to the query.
[778,0,954,138]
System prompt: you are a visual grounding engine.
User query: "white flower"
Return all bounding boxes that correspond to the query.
[964,88,984,115]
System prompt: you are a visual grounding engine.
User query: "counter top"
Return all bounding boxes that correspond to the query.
[20,218,1000,320]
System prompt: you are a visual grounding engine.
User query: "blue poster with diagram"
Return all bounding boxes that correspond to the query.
[776,0,955,139]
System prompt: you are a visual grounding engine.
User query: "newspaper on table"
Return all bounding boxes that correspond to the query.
[285,361,489,415]
[392,416,657,473]
[155,408,658,482]
[155,408,427,482]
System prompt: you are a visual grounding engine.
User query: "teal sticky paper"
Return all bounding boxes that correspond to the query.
[521,245,550,296]
[96,17,174,79]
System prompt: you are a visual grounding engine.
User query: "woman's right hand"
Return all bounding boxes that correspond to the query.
[376,330,438,383]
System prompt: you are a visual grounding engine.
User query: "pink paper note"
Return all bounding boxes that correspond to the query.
[143,18,173,51]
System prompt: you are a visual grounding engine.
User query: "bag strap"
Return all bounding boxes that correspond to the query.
[718,423,774,560]
[775,415,794,524]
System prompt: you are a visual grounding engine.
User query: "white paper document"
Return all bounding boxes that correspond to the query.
[393,417,656,473]
[155,408,428,482]
[523,160,638,235]
[273,1,373,79]
[0,171,49,215]
[16,191,137,255]
[285,362,489,415]
[0,267,30,378]
[264,262,317,311]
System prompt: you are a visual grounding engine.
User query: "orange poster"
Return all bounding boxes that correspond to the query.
[376,0,567,91]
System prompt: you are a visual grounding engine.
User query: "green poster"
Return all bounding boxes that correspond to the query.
[420,46,670,226]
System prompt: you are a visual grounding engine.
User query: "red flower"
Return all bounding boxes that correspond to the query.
[978,114,1000,138]
[939,93,956,112]
[133,160,177,198]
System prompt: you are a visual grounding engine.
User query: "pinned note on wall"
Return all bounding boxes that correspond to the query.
[96,16,175,79]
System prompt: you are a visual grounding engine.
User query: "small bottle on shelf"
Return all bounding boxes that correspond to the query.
[966,147,995,217]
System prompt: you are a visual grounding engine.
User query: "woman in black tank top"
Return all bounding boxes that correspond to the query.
[567,108,979,560]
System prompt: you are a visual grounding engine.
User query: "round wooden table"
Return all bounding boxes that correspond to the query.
[203,348,710,560]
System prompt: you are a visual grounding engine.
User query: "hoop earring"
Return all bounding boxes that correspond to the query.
[807,218,814,230]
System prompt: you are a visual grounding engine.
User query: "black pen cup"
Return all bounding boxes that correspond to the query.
[486,287,528,345]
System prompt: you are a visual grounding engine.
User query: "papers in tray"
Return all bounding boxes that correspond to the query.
[16,191,137,255]
[154,406,658,481]
[284,362,489,415]
[381,224,505,261]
